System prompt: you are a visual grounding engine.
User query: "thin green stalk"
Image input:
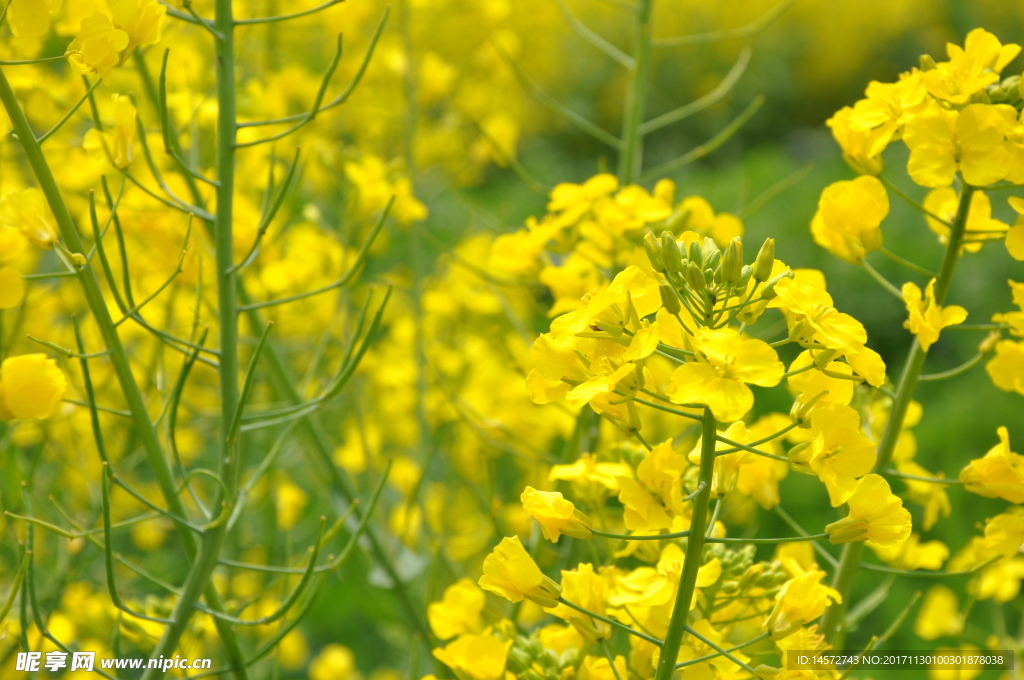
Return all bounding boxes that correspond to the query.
[139,1,248,675]
[0,68,217,557]
[557,597,663,647]
[618,0,654,183]
[653,406,717,680]
[133,39,435,663]
[820,185,975,646]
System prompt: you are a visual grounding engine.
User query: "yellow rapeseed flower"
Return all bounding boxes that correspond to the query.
[923,189,1009,254]
[0,267,26,311]
[810,176,888,264]
[825,474,912,546]
[959,427,1024,503]
[0,354,68,421]
[764,570,842,640]
[520,487,592,542]
[666,327,784,422]
[904,103,1016,188]
[7,0,62,38]
[109,0,167,54]
[84,94,137,170]
[309,644,361,680]
[427,578,484,641]
[273,478,308,530]
[432,633,511,680]
[902,279,967,351]
[548,563,610,642]
[914,585,964,640]
[0,188,58,249]
[1006,197,1024,261]
[478,536,561,608]
[922,29,1021,104]
[65,13,130,79]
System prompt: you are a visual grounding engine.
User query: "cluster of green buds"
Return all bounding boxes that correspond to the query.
[986,74,1024,107]
[644,231,781,327]
[507,634,582,679]
[707,544,789,598]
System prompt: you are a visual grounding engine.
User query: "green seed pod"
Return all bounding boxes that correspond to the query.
[753,238,775,282]
[722,238,744,282]
[661,232,684,273]
[659,281,681,314]
[644,232,665,271]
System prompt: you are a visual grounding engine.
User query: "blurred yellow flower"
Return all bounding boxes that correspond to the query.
[427,579,484,640]
[1005,197,1024,260]
[65,13,129,79]
[84,94,137,170]
[0,267,26,310]
[914,585,964,640]
[273,478,308,530]
[764,570,842,640]
[109,0,167,54]
[8,0,62,38]
[310,644,361,680]
[578,655,627,680]
[0,354,68,421]
[810,176,888,263]
[432,633,511,680]
[0,188,58,249]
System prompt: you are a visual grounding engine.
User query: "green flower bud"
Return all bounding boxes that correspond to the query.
[704,250,721,272]
[703,267,716,287]
[753,238,775,282]
[644,232,665,272]
[919,54,937,71]
[661,232,684,273]
[825,517,870,544]
[660,281,682,314]
[701,237,720,264]
[736,264,753,288]
[666,206,691,233]
[507,647,534,673]
[688,240,703,265]
[685,261,706,293]
[760,269,793,300]
[722,238,744,282]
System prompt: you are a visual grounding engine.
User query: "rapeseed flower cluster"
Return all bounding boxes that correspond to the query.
[1,0,1023,677]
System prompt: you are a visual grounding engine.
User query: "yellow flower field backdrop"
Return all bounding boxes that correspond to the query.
[1,1,1023,679]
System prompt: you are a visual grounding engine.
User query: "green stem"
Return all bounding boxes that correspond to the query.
[653,406,717,680]
[618,0,654,184]
[140,2,247,676]
[133,40,435,665]
[820,185,975,646]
